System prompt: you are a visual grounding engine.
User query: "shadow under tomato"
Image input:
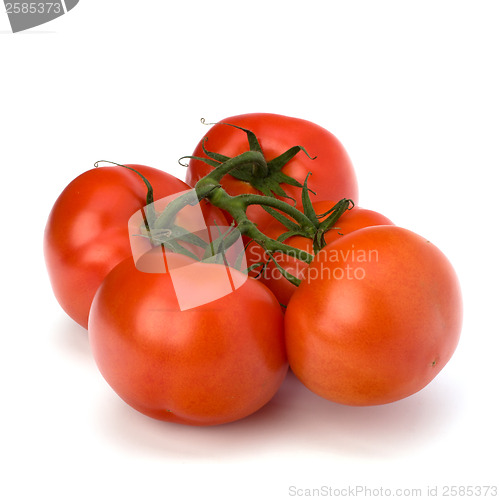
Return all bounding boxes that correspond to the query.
[267,369,464,458]
[92,367,464,461]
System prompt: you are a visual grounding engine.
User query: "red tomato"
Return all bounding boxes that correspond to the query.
[44,165,224,329]
[246,201,394,306]
[186,113,358,228]
[285,226,462,406]
[88,251,288,426]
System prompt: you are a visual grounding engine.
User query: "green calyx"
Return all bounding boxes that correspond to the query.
[181,121,317,200]
[259,171,354,254]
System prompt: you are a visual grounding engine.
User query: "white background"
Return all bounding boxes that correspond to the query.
[1,1,498,499]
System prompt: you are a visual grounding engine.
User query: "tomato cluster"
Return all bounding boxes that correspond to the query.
[45,113,462,426]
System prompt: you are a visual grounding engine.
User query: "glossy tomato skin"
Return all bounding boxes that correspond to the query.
[285,226,462,406]
[246,202,394,306]
[88,253,288,426]
[186,113,359,228]
[44,165,193,329]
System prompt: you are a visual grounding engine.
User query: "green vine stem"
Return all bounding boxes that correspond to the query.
[93,156,340,287]
[150,150,353,287]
